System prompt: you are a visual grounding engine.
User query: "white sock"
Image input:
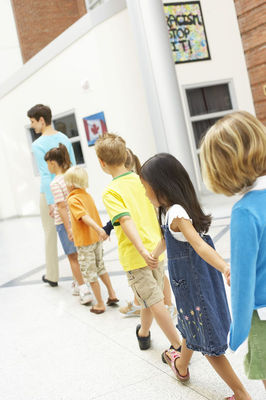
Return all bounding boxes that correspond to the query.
[79,284,88,292]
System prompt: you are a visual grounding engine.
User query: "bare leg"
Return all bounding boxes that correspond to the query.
[90,280,105,311]
[149,300,181,348]
[163,274,172,306]
[68,253,84,285]
[134,296,140,306]
[205,355,252,400]
[166,338,193,376]
[263,380,266,390]
[138,307,153,337]
[99,272,117,299]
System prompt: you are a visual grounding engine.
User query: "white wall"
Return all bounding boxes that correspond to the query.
[0,0,255,219]
[0,0,22,84]
[0,7,156,218]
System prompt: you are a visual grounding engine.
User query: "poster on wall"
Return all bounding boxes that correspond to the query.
[164,1,210,64]
[83,112,107,146]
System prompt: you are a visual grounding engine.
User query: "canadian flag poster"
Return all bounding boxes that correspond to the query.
[83,112,107,146]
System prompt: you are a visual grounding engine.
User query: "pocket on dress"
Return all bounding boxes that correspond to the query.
[172,278,188,289]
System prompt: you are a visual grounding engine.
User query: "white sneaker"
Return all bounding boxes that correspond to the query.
[79,285,93,305]
[119,301,141,317]
[71,280,79,296]
[166,304,177,319]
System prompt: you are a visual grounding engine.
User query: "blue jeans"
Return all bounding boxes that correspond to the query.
[56,224,76,255]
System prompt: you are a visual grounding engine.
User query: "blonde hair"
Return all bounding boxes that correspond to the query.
[200,111,266,195]
[95,133,127,166]
[64,166,88,189]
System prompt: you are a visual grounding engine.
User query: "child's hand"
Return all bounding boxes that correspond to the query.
[140,249,158,269]
[98,228,108,241]
[48,204,55,218]
[67,229,73,241]
[223,266,231,286]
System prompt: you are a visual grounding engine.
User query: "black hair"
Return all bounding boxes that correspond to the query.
[140,153,211,233]
[44,143,71,172]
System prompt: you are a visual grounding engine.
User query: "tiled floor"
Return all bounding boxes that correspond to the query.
[0,213,265,400]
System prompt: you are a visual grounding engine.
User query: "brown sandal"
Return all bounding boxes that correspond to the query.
[90,307,105,314]
[106,297,119,306]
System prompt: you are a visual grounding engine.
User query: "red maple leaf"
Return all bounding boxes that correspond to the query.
[91,124,99,134]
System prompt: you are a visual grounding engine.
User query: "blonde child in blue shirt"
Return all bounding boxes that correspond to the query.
[200,111,266,391]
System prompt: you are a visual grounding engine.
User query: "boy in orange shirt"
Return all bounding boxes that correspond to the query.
[64,166,118,314]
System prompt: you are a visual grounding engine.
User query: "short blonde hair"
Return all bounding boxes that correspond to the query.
[64,166,88,189]
[200,111,266,195]
[95,133,127,166]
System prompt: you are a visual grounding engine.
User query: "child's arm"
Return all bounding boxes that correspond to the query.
[57,201,73,241]
[50,180,72,239]
[81,215,108,241]
[171,217,230,276]
[152,238,166,259]
[119,215,158,268]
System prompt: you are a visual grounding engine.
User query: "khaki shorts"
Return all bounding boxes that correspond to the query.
[126,261,165,308]
[77,242,106,283]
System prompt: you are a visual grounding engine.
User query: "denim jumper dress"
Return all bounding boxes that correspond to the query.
[163,223,231,356]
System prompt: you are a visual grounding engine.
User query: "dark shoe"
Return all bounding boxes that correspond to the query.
[136,324,151,350]
[161,345,181,364]
[42,275,58,287]
[90,307,105,314]
[106,297,119,306]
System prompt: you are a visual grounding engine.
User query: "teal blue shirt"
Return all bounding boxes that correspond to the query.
[32,132,76,205]
[230,184,266,350]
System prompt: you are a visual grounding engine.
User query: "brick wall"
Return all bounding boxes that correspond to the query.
[11,0,87,63]
[234,0,266,125]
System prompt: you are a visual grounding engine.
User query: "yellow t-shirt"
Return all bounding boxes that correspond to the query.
[102,172,163,271]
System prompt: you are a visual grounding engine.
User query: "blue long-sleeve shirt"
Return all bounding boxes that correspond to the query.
[32,132,76,205]
[229,182,266,350]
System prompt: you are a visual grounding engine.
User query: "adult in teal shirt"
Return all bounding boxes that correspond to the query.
[27,104,76,286]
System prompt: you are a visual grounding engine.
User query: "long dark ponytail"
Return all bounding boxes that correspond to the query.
[44,143,71,172]
[141,153,211,234]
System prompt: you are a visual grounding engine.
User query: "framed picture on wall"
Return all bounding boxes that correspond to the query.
[83,111,107,146]
[164,1,211,63]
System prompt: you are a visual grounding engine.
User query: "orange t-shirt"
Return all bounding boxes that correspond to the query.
[67,188,102,247]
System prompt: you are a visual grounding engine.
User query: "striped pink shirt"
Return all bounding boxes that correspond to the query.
[50,174,70,225]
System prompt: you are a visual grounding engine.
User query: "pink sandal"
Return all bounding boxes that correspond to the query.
[225,397,235,400]
[162,348,190,382]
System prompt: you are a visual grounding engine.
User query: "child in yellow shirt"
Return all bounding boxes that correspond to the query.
[95,133,181,351]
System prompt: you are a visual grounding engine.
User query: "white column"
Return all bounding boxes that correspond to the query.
[126,0,196,186]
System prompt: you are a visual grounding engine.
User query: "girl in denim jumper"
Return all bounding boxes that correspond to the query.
[141,153,251,400]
